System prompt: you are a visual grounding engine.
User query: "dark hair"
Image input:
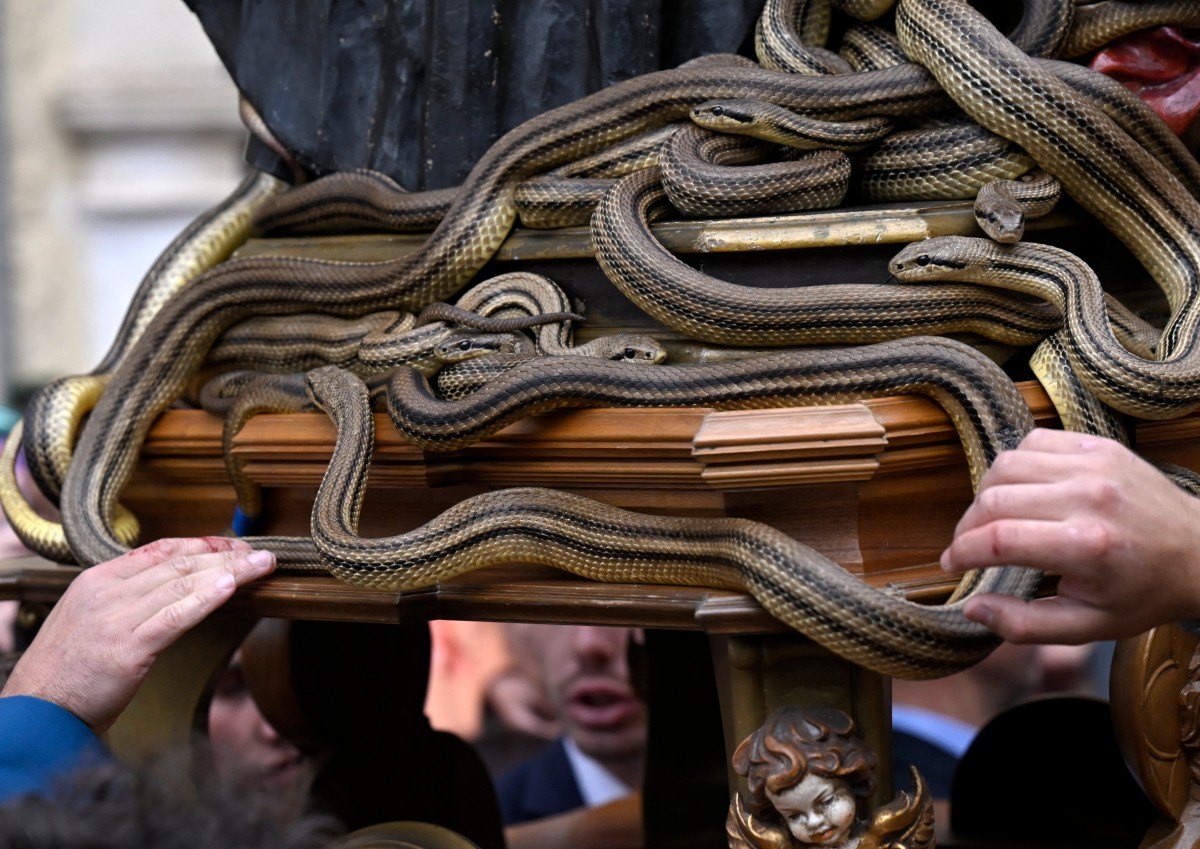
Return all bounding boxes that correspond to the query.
[732,707,877,813]
[0,753,339,849]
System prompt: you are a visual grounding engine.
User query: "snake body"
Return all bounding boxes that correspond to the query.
[890,236,1200,419]
[306,333,1039,679]
[1062,1,1200,58]
[897,0,1200,361]
[592,165,1063,347]
[1,170,283,562]
[379,334,1030,456]
[661,126,852,217]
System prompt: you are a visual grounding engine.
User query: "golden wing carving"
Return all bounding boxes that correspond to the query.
[726,792,794,849]
[859,767,936,849]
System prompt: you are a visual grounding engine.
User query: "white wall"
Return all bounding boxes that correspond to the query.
[2,0,246,395]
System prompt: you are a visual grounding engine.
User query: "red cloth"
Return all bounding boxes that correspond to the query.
[1091,26,1200,136]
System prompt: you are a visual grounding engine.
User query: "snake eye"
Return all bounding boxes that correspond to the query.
[624,347,636,359]
[916,255,930,267]
[711,105,724,116]
[458,339,472,350]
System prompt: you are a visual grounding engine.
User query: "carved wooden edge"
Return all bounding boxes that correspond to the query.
[133,379,1063,493]
[692,404,886,489]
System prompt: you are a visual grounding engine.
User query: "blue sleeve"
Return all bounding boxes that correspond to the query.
[0,695,111,802]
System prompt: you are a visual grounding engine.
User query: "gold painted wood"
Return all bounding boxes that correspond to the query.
[236,198,1076,264]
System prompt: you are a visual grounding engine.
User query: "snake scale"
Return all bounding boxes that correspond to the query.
[11,0,1200,675]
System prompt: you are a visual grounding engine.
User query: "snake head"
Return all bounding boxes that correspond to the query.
[887,236,981,281]
[603,335,668,364]
[690,99,759,130]
[435,331,526,363]
[974,201,1024,244]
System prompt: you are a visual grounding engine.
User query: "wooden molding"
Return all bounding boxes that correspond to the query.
[692,404,886,489]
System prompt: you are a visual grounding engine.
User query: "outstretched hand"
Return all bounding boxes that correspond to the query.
[1,537,276,733]
[942,428,1200,645]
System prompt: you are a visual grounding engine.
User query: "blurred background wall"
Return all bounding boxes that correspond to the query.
[1,0,247,407]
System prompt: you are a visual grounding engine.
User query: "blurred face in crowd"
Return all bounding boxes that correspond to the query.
[207,652,311,821]
[532,625,647,766]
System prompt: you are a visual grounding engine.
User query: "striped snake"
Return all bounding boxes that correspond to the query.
[304,336,1040,679]
[591,165,1065,347]
[196,271,652,531]
[889,236,1191,420]
[896,0,1200,361]
[59,61,964,566]
[0,170,283,562]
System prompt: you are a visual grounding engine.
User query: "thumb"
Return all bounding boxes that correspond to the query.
[964,594,1109,646]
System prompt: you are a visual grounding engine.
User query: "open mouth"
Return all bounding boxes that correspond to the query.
[566,679,639,729]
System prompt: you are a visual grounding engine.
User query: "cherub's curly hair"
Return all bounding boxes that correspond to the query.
[732,707,877,813]
[0,753,339,849]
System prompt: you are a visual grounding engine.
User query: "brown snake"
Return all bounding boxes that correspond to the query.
[591,165,1064,347]
[303,336,1039,679]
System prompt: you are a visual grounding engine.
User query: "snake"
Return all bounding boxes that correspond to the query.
[431,331,669,400]
[851,122,1039,202]
[972,170,1062,244]
[839,24,911,72]
[591,165,1064,347]
[660,125,852,218]
[896,0,1200,362]
[253,125,680,236]
[0,169,284,562]
[690,99,895,151]
[756,0,856,76]
[889,235,1199,419]
[302,333,1040,680]
[1061,1,1200,59]
[204,272,629,530]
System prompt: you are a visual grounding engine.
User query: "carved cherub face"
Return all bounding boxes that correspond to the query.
[765,772,858,847]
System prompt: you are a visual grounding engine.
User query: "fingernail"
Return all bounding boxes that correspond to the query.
[247,550,274,570]
[967,601,995,627]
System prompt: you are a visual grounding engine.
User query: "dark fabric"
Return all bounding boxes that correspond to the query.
[951,697,1157,848]
[494,737,585,826]
[0,696,110,803]
[891,729,959,800]
[181,0,765,189]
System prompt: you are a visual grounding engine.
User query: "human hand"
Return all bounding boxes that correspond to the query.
[1,536,276,733]
[942,428,1200,644]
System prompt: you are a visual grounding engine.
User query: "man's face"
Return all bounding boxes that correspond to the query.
[534,625,647,762]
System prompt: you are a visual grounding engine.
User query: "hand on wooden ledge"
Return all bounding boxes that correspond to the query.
[0,536,276,733]
[941,428,1200,645]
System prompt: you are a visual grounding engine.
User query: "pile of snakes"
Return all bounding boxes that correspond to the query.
[4,0,1200,678]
